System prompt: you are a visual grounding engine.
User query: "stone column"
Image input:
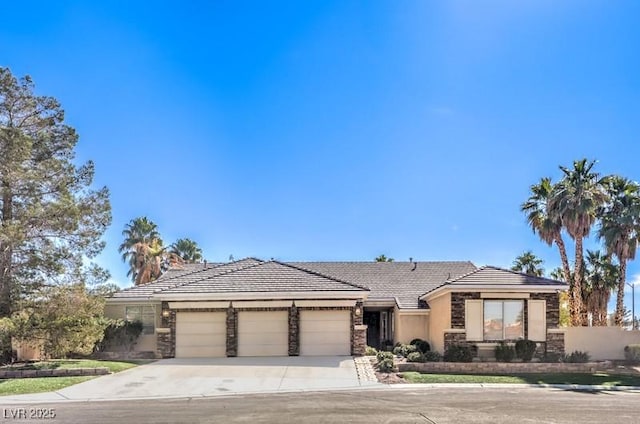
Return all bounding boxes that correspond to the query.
[288,305,299,356]
[157,301,175,358]
[226,305,237,357]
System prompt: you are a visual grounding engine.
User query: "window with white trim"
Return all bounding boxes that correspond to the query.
[483,300,523,340]
[125,305,155,335]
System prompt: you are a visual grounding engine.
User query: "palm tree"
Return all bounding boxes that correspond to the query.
[511,251,544,276]
[521,177,572,298]
[374,254,394,262]
[598,176,640,326]
[132,238,165,286]
[170,238,203,263]
[583,250,618,326]
[550,159,607,326]
[119,217,163,285]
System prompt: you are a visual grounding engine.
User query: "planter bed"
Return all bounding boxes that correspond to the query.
[398,361,615,374]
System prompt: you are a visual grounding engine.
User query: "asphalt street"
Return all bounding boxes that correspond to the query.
[1,387,638,424]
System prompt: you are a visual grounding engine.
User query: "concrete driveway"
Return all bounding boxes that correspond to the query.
[7,356,378,402]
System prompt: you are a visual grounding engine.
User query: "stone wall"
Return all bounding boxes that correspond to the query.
[0,367,110,379]
[398,361,612,374]
[546,331,565,356]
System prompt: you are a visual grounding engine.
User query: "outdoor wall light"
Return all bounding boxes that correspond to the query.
[355,306,362,316]
[162,310,170,318]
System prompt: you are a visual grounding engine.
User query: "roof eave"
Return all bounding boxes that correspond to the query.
[421,284,568,300]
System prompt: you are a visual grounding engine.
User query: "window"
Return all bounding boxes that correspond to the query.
[125,305,156,335]
[483,300,523,340]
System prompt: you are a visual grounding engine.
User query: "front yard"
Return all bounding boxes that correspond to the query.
[0,359,151,396]
[401,371,640,387]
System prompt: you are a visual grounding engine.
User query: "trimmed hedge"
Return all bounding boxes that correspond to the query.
[443,345,474,362]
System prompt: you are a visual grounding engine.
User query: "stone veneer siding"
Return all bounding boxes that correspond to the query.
[445,292,564,358]
[288,305,299,356]
[157,301,364,358]
[450,292,480,329]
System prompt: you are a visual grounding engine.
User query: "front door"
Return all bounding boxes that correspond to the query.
[363,311,380,349]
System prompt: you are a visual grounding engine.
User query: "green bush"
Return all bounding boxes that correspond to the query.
[393,343,418,358]
[494,342,515,362]
[409,339,431,353]
[514,339,537,362]
[624,344,640,362]
[365,346,378,356]
[95,320,143,352]
[542,352,563,363]
[406,351,425,363]
[443,344,474,362]
[376,351,395,372]
[423,351,442,362]
[376,350,394,363]
[564,350,590,363]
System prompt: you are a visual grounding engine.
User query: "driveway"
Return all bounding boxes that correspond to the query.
[5,356,378,402]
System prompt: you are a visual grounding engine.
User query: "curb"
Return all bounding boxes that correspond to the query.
[1,382,639,404]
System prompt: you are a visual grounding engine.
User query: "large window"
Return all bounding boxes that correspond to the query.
[483,300,523,340]
[125,305,156,335]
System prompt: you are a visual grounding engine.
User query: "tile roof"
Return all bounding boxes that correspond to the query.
[291,261,477,309]
[111,258,263,298]
[111,258,367,298]
[440,265,568,288]
[158,260,369,294]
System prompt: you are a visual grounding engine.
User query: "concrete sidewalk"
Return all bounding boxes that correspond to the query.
[0,356,380,403]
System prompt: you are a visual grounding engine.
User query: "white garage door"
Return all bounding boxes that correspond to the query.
[237,311,289,357]
[175,312,226,358]
[300,310,351,356]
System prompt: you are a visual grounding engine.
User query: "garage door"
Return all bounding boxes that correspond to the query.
[175,312,226,358]
[237,311,288,356]
[300,310,351,356]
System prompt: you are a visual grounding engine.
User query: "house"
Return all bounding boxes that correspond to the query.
[105,258,568,358]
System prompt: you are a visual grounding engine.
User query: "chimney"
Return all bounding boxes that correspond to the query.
[204,260,207,269]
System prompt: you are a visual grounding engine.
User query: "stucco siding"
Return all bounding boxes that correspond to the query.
[565,327,640,360]
[427,293,451,353]
[394,311,429,345]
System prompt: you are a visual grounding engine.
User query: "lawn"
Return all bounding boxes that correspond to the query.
[0,359,151,396]
[2,359,151,373]
[402,372,640,387]
[0,376,95,396]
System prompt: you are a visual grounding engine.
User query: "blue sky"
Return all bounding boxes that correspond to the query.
[1,1,639,314]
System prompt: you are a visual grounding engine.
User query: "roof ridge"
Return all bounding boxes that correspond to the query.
[279,261,370,291]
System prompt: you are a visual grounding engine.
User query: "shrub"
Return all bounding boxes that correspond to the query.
[494,342,515,362]
[423,351,442,362]
[542,352,563,363]
[515,339,537,362]
[443,344,474,362]
[376,351,395,373]
[624,344,640,362]
[564,350,590,363]
[393,343,418,358]
[95,320,143,353]
[376,350,394,363]
[406,351,425,363]
[409,338,431,353]
[365,346,378,356]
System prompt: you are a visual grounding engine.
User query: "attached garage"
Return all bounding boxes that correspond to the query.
[175,312,226,358]
[237,311,289,357]
[299,310,351,356]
